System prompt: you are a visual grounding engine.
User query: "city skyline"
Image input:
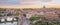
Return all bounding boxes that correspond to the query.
[0,0,60,8]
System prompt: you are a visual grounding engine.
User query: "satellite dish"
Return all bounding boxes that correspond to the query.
[0,18,5,22]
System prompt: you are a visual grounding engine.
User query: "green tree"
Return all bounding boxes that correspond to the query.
[29,16,39,21]
[30,16,46,25]
[16,11,20,15]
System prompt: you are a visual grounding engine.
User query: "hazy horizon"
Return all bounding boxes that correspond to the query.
[0,0,60,8]
[0,0,60,5]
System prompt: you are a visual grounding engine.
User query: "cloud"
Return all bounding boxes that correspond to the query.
[0,0,19,5]
[0,0,60,5]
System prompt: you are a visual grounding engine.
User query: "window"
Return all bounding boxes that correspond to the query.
[58,14,60,18]
[23,14,26,17]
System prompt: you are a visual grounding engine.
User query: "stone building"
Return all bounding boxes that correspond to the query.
[0,8,60,25]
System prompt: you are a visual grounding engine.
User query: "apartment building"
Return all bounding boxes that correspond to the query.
[0,8,60,25]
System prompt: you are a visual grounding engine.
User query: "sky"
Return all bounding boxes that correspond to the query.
[0,0,60,8]
[0,0,60,5]
[55,0,60,4]
[0,0,19,5]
